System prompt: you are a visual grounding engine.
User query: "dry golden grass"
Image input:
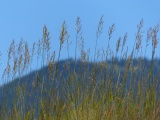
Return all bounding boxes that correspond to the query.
[0,16,160,120]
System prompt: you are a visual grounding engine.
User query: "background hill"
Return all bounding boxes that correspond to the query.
[0,58,160,117]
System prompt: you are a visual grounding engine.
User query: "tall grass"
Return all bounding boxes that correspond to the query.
[0,16,160,120]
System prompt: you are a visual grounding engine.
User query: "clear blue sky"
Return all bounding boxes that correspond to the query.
[0,1,160,84]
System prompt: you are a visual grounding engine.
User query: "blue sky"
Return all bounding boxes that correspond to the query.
[0,1,160,84]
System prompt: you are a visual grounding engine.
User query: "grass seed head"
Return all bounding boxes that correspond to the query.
[60,21,68,47]
[135,19,144,51]
[108,24,115,40]
[116,37,121,53]
[96,15,104,39]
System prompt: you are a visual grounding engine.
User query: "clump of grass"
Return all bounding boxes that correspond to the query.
[0,16,160,120]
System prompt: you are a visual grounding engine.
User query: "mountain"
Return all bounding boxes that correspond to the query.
[0,58,160,117]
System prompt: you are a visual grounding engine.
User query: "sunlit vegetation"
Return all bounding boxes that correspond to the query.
[0,16,160,120]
